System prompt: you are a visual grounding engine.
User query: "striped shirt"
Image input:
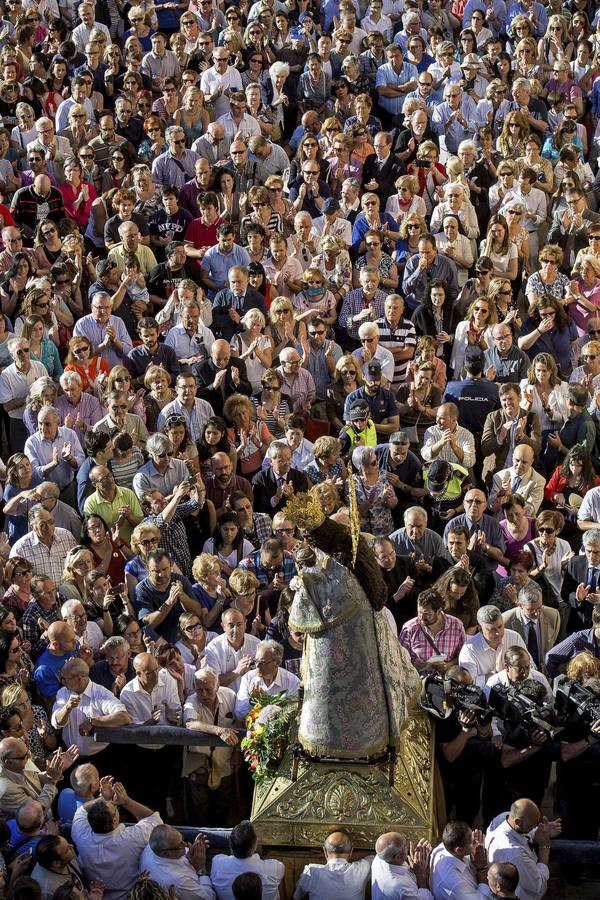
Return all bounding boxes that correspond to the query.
[374,315,417,387]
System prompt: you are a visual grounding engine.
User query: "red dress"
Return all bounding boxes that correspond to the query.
[90,539,128,584]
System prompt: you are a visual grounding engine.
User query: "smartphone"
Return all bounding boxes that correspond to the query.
[416,159,429,168]
[187,474,197,486]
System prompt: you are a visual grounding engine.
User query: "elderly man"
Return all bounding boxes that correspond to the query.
[372,832,432,900]
[107,221,158,275]
[72,782,161,900]
[205,609,261,692]
[252,441,310,515]
[157,371,215,443]
[73,292,133,369]
[51,658,130,773]
[196,340,252,418]
[484,324,530,385]
[390,507,452,567]
[26,120,71,181]
[459,605,528,688]
[140,826,214,900]
[0,337,46,452]
[20,576,62,660]
[444,489,507,575]
[502,584,560,674]
[200,47,243,120]
[422,403,476,471]
[489,444,545,516]
[230,492,272,549]
[205,451,253,513]
[212,267,267,343]
[57,762,101,822]
[33,621,80,702]
[56,371,103,440]
[10,505,77,587]
[402,233,459,313]
[24,406,84,506]
[351,322,395,386]
[294,829,373,900]
[486,799,561,900]
[339,266,387,344]
[90,636,135,697]
[0,225,47,275]
[276,348,316,416]
[183,666,240,825]
[135,549,204,643]
[374,293,417,389]
[235,639,300,721]
[163,299,215,365]
[481,383,541,471]
[400,589,466,673]
[222,139,268,193]
[432,84,477,158]
[61,599,104,656]
[563,527,600,630]
[0,737,63,819]
[89,112,135,169]
[94,390,149,448]
[10,175,65,236]
[120,652,182,816]
[211,820,284,900]
[84,466,142,544]
[132,433,189,499]
[152,126,199,190]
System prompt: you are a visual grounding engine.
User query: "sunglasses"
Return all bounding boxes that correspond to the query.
[538,527,555,534]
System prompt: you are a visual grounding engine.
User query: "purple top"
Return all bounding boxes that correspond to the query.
[56,392,104,446]
[497,516,536,577]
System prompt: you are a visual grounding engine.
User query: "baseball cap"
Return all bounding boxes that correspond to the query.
[290,26,304,39]
[427,459,452,494]
[366,359,382,379]
[348,399,370,422]
[322,198,340,215]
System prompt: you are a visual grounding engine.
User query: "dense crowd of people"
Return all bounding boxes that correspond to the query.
[0,0,598,895]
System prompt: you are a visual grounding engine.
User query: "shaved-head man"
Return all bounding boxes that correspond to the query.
[373,832,432,896]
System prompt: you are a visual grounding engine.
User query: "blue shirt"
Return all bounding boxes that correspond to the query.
[402,251,459,312]
[57,788,88,822]
[443,513,506,573]
[375,61,418,116]
[344,386,398,424]
[507,1,547,37]
[546,628,600,679]
[519,319,578,374]
[134,573,195,643]
[200,244,251,299]
[4,473,43,544]
[442,378,500,433]
[33,648,78,698]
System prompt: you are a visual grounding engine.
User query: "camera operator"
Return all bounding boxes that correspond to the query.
[434,665,503,826]
[555,675,600,840]
[486,647,556,807]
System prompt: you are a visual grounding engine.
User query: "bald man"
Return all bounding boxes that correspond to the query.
[33,622,80,703]
[51,658,130,770]
[372,833,432,899]
[485,799,561,900]
[197,337,252,417]
[488,862,519,899]
[0,738,63,818]
[294,829,373,900]
[11,174,65,236]
[489,444,545,516]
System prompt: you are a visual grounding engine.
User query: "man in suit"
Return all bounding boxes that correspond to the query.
[481,383,541,472]
[488,444,546,516]
[502,582,560,676]
[211,267,267,343]
[252,441,310,515]
[362,131,404,203]
[196,339,252,418]
[562,527,600,632]
[547,188,600,273]
[0,738,63,819]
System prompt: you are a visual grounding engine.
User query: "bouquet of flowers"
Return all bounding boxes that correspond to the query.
[241,690,296,782]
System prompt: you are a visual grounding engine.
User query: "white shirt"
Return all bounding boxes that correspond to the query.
[294,857,373,900]
[51,680,127,756]
[72,805,162,900]
[458,629,528,688]
[199,66,243,119]
[312,216,353,248]
[204,633,261,693]
[351,345,395,386]
[430,844,492,900]
[216,111,262,142]
[139,846,215,900]
[485,667,551,701]
[210,852,285,900]
[485,813,549,900]
[235,667,300,720]
[371,855,433,900]
[120,669,182,749]
[79,620,104,654]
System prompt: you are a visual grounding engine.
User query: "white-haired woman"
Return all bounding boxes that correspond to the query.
[230,309,273,393]
[346,445,397,537]
[267,60,291,142]
[56,369,103,442]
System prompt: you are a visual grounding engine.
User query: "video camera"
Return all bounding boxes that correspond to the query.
[554,676,600,736]
[420,673,493,724]
[488,679,562,744]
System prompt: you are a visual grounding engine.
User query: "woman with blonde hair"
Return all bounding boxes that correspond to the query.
[125,521,163,600]
[326,132,362,198]
[326,354,364,433]
[514,37,543,80]
[229,309,273,393]
[59,546,96,604]
[1,683,57,769]
[22,315,63,380]
[104,365,146,421]
[125,6,154,49]
[450,296,497,376]
[22,375,58,436]
[64,335,110,396]
[62,104,98,153]
[175,610,210,667]
[251,368,291,439]
[223,393,271,478]
[294,269,337,325]
[228,568,267,635]
[385,174,426,222]
[310,480,344,518]
[407,140,447,213]
[406,335,447,390]
[396,214,429,271]
[304,435,347,488]
[191,553,231,629]
[239,185,283,246]
[265,296,307,364]
[566,651,600,684]
[319,117,344,159]
[524,244,570,309]
[263,174,294,234]
[566,254,600,334]
[310,235,352,303]
[497,111,530,160]
[538,15,574,72]
[487,277,521,330]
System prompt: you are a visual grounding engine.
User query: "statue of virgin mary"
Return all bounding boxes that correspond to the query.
[285,493,420,760]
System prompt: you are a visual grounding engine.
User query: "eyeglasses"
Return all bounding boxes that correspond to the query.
[141,538,158,546]
[184,622,204,633]
[309,330,326,336]
[538,527,555,534]
[583,355,597,360]
[79,153,93,159]
[361,337,375,343]
[112,155,125,161]
[540,259,557,265]
[171,138,186,145]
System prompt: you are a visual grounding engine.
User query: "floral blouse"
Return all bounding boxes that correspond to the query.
[347,473,394,537]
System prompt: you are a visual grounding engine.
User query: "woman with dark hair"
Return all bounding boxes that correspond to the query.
[288,132,328,184]
[412,280,456,364]
[2,557,32,617]
[116,613,146,656]
[432,567,479,633]
[492,50,514,87]
[247,261,271,309]
[0,252,33,319]
[545,444,600,509]
[497,493,537,576]
[202,510,254,577]
[518,295,577,375]
[0,632,29,689]
[33,219,63,268]
[82,513,132,584]
[550,384,598,459]
[251,368,292,439]
[198,416,236,477]
[215,168,244,227]
[524,509,571,606]
[3,454,42,545]
[163,412,199,474]
[479,214,518,281]
[491,549,536,611]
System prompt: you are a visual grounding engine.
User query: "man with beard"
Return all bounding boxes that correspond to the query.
[147,242,192,305]
[376,430,426,523]
[126,318,180,387]
[89,260,148,342]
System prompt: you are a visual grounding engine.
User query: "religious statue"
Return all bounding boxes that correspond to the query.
[285,493,420,760]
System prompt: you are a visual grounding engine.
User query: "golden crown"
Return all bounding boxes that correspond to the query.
[283,492,326,530]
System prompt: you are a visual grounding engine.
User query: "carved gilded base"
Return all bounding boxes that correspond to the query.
[251,707,443,849]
